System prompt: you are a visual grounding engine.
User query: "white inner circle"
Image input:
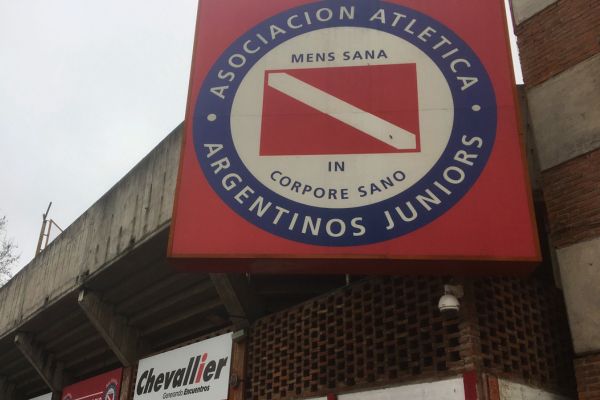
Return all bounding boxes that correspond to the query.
[231,27,454,209]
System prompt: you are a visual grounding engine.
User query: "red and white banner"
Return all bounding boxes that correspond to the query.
[260,64,420,155]
[61,368,122,400]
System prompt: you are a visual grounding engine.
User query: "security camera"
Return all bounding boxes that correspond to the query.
[438,284,463,318]
[438,293,460,316]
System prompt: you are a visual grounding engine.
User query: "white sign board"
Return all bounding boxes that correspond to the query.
[340,379,464,400]
[331,377,465,400]
[498,379,570,400]
[29,394,52,400]
[134,333,232,400]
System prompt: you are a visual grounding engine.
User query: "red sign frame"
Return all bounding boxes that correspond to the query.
[168,0,540,274]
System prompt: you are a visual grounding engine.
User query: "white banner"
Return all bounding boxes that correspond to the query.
[338,378,465,400]
[307,377,465,400]
[498,379,569,400]
[29,394,52,400]
[134,333,232,400]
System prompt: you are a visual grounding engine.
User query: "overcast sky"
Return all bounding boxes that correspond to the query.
[0,0,522,275]
[0,0,198,273]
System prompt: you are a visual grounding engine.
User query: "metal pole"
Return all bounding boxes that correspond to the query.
[35,202,52,255]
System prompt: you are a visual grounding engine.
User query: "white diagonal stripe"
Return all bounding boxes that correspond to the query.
[267,72,417,150]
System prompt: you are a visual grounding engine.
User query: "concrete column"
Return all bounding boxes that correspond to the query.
[229,330,247,400]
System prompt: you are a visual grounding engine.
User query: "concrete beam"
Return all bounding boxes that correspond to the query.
[140,298,223,336]
[210,274,265,327]
[557,236,600,354]
[511,0,557,25]
[77,289,140,367]
[128,279,214,325]
[528,53,600,170]
[0,126,182,342]
[14,332,66,392]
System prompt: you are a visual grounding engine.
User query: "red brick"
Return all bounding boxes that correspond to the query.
[515,0,600,87]
[576,354,600,400]
[541,148,600,248]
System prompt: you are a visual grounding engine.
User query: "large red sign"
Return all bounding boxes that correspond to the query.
[61,368,122,400]
[168,0,540,273]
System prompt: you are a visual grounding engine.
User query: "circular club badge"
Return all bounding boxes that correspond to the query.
[193,0,496,246]
[103,382,118,400]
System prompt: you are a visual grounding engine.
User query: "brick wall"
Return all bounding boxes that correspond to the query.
[244,277,574,399]
[514,1,600,399]
[475,278,575,394]
[541,148,600,248]
[575,353,600,400]
[246,277,467,399]
[515,0,600,87]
